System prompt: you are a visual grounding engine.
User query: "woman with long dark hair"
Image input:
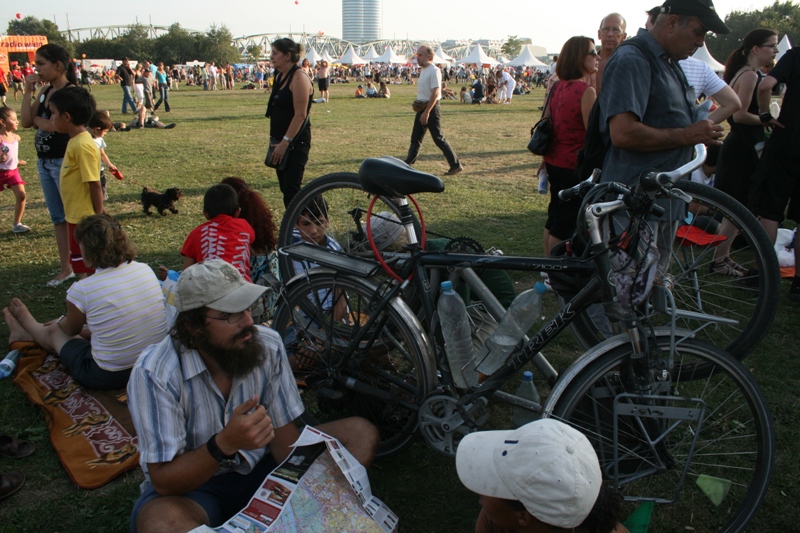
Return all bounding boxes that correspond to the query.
[19,44,78,287]
[266,38,314,207]
[541,36,598,257]
[712,28,778,277]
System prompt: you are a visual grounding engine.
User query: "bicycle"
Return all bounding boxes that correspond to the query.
[277,164,780,362]
[273,146,774,532]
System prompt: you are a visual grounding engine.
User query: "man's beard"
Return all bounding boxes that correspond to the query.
[196,325,267,379]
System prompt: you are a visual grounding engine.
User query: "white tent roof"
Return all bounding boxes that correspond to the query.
[457,44,499,66]
[304,47,322,64]
[691,43,725,73]
[435,45,454,61]
[338,46,366,65]
[432,53,450,65]
[374,46,405,64]
[508,45,549,68]
[777,34,792,62]
[321,50,336,63]
[362,45,380,61]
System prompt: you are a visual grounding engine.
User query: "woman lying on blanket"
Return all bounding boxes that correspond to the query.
[2,214,169,390]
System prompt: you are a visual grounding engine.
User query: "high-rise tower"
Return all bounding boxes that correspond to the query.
[342,0,381,43]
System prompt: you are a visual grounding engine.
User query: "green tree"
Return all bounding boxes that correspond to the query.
[76,38,119,60]
[152,23,197,66]
[195,25,240,65]
[245,44,263,63]
[501,35,523,58]
[6,16,73,56]
[115,24,153,61]
[707,1,800,67]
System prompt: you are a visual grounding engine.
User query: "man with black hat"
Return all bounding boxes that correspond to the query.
[128,260,378,532]
[598,0,730,191]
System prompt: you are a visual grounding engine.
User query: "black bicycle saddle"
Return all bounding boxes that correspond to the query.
[358,156,445,197]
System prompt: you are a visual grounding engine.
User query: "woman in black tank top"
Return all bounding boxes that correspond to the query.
[19,44,79,287]
[265,38,313,207]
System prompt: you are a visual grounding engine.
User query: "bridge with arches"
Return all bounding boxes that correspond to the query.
[60,25,507,62]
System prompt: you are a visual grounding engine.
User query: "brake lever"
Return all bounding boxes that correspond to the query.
[665,187,692,203]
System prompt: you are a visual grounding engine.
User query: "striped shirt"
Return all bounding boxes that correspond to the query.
[128,326,304,488]
[66,261,168,371]
[679,57,726,99]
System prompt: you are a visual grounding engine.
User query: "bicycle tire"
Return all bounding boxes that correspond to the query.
[272,269,436,457]
[277,172,421,281]
[549,337,775,533]
[567,180,780,361]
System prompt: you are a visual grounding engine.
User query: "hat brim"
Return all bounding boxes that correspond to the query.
[206,283,268,313]
[698,14,730,35]
[455,430,516,501]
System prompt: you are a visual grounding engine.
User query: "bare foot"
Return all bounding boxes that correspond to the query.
[8,298,40,334]
[157,265,169,281]
[3,307,34,344]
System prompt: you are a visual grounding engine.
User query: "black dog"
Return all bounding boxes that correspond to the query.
[141,187,183,216]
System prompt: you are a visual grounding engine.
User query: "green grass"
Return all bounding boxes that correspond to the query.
[0,82,798,532]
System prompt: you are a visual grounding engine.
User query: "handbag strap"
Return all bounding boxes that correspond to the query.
[541,81,558,119]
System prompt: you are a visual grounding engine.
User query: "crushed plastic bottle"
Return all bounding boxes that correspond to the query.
[476,282,547,376]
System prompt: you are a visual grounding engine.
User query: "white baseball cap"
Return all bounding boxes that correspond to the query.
[174,259,267,313]
[456,419,602,529]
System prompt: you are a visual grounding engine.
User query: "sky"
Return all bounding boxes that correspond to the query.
[7,0,781,54]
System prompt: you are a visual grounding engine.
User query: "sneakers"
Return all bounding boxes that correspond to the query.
[12,224,30,234]
[790,276,800,302]
[444,164,463,176]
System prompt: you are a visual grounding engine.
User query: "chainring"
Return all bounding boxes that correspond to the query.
[418,394,489,456]
[444,236,485,255]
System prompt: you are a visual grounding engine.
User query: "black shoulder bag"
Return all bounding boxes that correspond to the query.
[528,81,557,156]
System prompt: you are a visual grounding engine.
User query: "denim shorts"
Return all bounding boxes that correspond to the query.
[37,158,65,224]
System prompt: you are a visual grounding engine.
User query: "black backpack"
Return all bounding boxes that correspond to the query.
[574,38,658,181]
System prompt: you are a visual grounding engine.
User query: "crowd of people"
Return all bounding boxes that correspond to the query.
[2,0,800,528]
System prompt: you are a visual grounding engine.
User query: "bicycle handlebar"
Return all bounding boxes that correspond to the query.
[639,144,707,191]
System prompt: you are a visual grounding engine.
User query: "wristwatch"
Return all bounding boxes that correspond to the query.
[283,135,293,143]
[206,434,240,468]
[759,112,773,123]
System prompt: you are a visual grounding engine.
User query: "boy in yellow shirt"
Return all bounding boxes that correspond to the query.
[49,86,102,277]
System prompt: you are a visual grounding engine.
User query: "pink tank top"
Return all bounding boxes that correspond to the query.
[0,138,19,171]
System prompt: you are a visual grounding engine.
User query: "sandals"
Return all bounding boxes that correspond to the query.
[0,471,25,501]
[710,257,747,278]
[0,435,36,459]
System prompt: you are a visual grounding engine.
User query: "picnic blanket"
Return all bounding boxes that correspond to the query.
[12,347,139,489]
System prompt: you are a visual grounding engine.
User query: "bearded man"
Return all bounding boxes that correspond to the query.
[128,260,378,533]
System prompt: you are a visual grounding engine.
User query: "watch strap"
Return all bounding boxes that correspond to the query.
[759,112,773,123]
[206,433,237,464]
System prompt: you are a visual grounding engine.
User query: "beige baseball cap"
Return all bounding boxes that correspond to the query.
[174,260,267,313]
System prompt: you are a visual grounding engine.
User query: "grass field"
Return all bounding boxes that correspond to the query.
[0,81,797,532]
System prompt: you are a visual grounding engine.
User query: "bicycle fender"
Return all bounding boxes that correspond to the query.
[541,328,694,418]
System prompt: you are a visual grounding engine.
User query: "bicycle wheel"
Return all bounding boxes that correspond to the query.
[549,338,775,533]
[567,180,780,361]
[278,172,420,281]
[272,269,437,457]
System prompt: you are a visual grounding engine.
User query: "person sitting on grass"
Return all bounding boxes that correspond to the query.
[456,419,628,533]
[127,260,378,533]
[180,183,255,281]
[2,214,168,390]
[220,177,280,324]
[290,195,343,273]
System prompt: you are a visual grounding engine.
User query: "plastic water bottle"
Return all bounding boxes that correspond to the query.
[537,167,549,195]
[476,282,547,376]
[0,350,21,379]
[512,370,541,428]
[438,281,478,389]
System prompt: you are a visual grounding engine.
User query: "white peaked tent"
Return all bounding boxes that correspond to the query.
[457,44,499,66]
[432,53,450,65]
[508,45,549,69]
[304,47,322,64]
[338,46,367,64]
[691,43,725,72]
[374,46,405,64]
[435,45,454,61]
[362,45,380,61]
[321,50,336,63]
[777,34,792,62]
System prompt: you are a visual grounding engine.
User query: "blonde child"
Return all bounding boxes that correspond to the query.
[88,112,118,200]
[0,108,30,234]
